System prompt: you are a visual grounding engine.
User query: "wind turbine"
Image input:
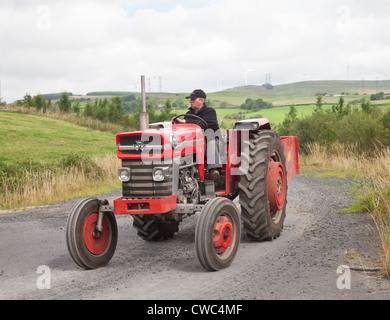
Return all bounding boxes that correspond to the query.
[217,77,224,91]
[243,63,253,86]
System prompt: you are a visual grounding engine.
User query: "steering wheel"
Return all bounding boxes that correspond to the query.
[172,114,209,130]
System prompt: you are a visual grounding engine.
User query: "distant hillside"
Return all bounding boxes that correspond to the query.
[41,92,74,100]
[37,80,390,103]
[224,80,390,97]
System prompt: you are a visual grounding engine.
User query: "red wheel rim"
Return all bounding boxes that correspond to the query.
[268,159,287,214]
[213,216,233,254]
[83,213,110,255]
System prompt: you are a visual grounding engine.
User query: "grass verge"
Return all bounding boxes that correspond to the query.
[301,143,390,277]
[0,153,120,211]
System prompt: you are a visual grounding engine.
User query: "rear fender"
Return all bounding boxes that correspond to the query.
[281,136,299,184]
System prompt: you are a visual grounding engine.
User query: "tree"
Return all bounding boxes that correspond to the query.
[72,99,81,114]
[158,99,176,122]
[361,99,373,114]
[278,105,297,136]
[58,92,71,112]
[108,97,124,123]
[331,97,350,118]
[370,92,384,101]
[23,93,33,107]
[315,95,323,113]
[83,102,94,117]
[32,94,46,111]
[96,98,108,122]
[240,98,272,111]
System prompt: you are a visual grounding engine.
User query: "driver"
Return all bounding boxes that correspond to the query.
[172,89,222,183]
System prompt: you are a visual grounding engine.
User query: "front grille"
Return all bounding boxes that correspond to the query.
[121,159,173,199]
[119,135,163,155]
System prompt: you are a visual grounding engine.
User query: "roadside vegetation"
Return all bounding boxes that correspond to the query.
[0,153,120,210]
[277,96,390,277]
[0,111,121,210]
[299,143,390,277]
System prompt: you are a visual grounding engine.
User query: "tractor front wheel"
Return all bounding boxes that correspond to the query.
[66,198,118,269]
[195,198,241,271]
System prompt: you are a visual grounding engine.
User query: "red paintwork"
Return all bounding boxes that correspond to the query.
[114,122,299,216]
[116,124,206,180]
[213,216,233,254]
[267,159,287,213]
[83,213,110,254]
[113,195,178,215]
[281,136,300,184]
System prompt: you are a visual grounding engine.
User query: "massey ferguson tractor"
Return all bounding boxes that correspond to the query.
[66,115,299,271]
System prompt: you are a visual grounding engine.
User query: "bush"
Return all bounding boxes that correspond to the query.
[335,110,388,153]
[277,102,389,154]
[240,98,272,111]
[277,109,338,153]
[371,92,385,101]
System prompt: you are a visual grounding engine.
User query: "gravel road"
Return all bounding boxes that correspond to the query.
[1,172,390,300]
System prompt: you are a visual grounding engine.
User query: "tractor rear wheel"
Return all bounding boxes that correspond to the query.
[195,197,241,271]
[239,130,287,241]
[133,214,180,241]
[66,198,118,269]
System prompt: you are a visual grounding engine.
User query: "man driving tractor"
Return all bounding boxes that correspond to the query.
[172,89,222,184]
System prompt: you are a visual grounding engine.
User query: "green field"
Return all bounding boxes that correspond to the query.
[169,80,390,126]
[0,112,116,163]
[175,104,336,126]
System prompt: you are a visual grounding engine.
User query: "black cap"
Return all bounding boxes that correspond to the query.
[186,89,207,100]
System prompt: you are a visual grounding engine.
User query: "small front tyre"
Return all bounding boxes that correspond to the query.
[66,198,118,269]
[195,198,241,271]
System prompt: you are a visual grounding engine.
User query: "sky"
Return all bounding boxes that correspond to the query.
[0,0,390,102]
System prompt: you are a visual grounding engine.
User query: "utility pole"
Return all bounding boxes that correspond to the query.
[139,75,149,130]
[265,73,271,84]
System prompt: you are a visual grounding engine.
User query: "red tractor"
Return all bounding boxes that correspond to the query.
[66,116,299,271]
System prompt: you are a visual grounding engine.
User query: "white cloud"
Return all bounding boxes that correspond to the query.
[0,0,390,102]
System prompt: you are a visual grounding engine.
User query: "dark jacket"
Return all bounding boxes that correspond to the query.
[185,103,220,131]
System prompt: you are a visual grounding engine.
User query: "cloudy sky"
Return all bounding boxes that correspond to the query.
[0,0,389,102]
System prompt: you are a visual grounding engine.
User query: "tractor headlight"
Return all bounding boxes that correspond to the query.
[251,122,260,130]
[152,167,170,182]
[170,134,178,150]
[118,168,131,182]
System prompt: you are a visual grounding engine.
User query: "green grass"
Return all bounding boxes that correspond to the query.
[174,104,335,126]
[0,112,116,163]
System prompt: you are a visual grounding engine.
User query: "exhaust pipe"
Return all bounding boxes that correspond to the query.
[139,75,149,130]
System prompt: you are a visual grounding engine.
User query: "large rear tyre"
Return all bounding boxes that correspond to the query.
[66,198,118,269]
[239,130,287,241]
[195,197,241,271]
[133,214,180,241]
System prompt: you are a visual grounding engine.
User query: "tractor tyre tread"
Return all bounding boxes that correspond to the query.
[239,130,287,241]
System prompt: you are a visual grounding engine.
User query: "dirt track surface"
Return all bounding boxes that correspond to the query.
[1,172,390,300]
